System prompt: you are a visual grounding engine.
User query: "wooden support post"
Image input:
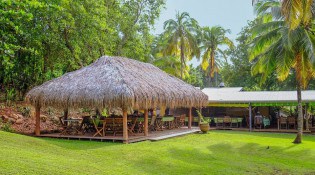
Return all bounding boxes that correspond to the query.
[64,109,68,125]
[144,109,148,136]
[123,110,128,143]
[188,107,192,129]
[249,103,252,132]
[35,106,41,136]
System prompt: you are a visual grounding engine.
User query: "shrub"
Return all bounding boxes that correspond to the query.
[6,89,16,106]
[18,106,31,118]
[0,121,14,133]
[22,107,31,118]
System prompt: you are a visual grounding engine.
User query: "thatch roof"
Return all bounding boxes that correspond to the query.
[26,56,208,110]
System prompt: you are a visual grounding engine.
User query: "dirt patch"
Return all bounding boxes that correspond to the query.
[0,102,61,134]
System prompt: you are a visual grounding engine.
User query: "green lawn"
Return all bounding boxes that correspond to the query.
[0,131,314,175]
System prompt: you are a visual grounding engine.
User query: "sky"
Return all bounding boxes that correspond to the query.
[153,0,256,66]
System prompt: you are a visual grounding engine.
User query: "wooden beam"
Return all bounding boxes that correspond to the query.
[188,107,192,129]
[35,106,41,136]
[123,110,128,143]
[144,109,148,136]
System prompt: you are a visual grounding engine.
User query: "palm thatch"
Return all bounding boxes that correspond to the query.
[26,56,208,110]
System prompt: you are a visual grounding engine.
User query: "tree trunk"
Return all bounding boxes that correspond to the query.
[188,108,192,129]
[180,40,185,79]
[293,82,303,144]
[215,72,218,87]
[210,50,215,78]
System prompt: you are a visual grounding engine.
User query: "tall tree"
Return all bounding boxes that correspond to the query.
[250,0,315,143]
[116,0,165,61]
[163,12,200,79]
[0,0,165,101]
[200,26,234,87]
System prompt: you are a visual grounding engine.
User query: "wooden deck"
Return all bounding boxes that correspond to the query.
[38,127,201,143]
[37,127,313,143]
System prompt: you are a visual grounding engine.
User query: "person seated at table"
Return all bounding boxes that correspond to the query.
[254,111,263,129]
[255,111,263,119]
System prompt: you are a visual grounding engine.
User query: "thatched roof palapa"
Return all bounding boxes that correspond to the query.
[26,56,208,110]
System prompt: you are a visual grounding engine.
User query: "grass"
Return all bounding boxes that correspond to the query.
[0,131,314,175]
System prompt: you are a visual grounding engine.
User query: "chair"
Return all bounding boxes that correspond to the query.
[92,117,103,137]
[173,116,180,128]
[113,118,123,136]
[231,118,239,128]
[128,117,138,135]
[103,118,114,136]
[216,118,224,128]
[263,117,270,128]
[178,114,186,128]
[279,117,288,129]
[59,117,68,135]
[149,115,157,131]
[154,117,163,131]
[80,116,94,134]
[223,116,232,128]
[162,117,175,129]
[287,116,296,129]
[136,117,144,133]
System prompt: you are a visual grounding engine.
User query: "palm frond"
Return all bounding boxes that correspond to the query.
[282,0,303,29]
[201,48,211,70]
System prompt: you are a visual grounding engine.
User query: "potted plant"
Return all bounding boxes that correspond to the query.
[196,110,210,133]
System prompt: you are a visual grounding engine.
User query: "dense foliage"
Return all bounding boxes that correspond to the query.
[0,0,165,100]
[2,0,315,104]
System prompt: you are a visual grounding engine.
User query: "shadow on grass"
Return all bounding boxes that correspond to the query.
[37,137,120,150]
[212,130,315,142]
[130,140,315,174]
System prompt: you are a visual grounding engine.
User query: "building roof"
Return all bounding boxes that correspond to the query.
[202,87,315,107]
[26,56,208,110]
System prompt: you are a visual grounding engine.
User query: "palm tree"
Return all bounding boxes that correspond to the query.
[250,0,315,143]
[200,26,234,87]
[253,0,313,30]
[163,12,200,79]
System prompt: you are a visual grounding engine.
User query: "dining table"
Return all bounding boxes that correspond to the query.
[60,118,82,135]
